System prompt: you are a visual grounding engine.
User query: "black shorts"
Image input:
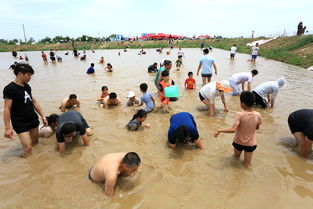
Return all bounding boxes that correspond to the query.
[199,92,205,101]
[50,56,56,61]
[230,53,235,58]
[201,73,212,78]
[288,112,300,134]
[13,119,39,134]
[232,142,257,152]
[252,91,267,108]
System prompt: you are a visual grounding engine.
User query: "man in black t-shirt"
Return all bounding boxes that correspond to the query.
[3,63,47,158]
[288,109,313,158]
[56,110,92,152]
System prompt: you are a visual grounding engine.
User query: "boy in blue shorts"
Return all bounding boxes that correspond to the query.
[136,83,155,113]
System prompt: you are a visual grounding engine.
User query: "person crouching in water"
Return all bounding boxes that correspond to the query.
[126,109,150,131]
[199,80,232,116]
[88,152,141,197]
[56,110,92,152]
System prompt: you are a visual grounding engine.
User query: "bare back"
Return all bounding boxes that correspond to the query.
[90,152,126,182]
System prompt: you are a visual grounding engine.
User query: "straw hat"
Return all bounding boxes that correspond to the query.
[127,91,135,98]
[216,80,232,93]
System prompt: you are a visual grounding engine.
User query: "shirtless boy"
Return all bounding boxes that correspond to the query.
[60,94,80,112]
[89,152,141,197]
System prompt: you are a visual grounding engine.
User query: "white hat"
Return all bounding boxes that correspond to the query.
[127,91,135,98]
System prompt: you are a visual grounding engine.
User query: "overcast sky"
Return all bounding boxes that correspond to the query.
[0,0,312,41]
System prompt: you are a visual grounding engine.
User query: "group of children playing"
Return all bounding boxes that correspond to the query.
[5,47,312,198]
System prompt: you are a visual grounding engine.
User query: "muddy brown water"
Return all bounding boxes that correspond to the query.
[0,48,313,209]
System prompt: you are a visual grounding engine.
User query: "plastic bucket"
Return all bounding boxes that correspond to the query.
[165,85,179,98]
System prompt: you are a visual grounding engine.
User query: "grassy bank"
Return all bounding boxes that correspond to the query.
[1,35,312,68]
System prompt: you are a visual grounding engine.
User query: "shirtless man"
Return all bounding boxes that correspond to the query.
[60,94,80,112]
[89,152,141,197]
[102,92,121,108]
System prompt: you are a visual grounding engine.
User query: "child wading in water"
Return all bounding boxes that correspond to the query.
[97,86,109,105]
[159,70,175,112]
[105,63,113,72]
[126,109,150,131]
[214,91,262,167]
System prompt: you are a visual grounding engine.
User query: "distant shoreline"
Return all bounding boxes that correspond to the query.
[1,36,312,68]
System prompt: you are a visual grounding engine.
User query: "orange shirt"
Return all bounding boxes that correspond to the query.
[42,54,47,59]
[185,78,196,89]
[233,111,262,146]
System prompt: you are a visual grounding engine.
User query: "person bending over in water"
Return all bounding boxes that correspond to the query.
[56,110,92,152]
[214,91,262,167]
[229,70,258,96]
[102,92,121,108]
[105,63,113,72]
[89,152,141,197]
[168,112,204,149]
[288,109,313,158]
[252,77,286,108]
[199,80,232,116]
[39,114,59,138]
[126,109,150,131]
[60,94,80,112]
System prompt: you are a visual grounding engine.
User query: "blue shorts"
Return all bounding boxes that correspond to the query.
[229,79,240,95]
[252,55,257,59]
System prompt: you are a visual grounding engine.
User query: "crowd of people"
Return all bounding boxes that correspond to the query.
[3,44,312,197]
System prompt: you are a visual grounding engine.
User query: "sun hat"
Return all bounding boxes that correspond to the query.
[216,80,232,93]
[127,91,135,98]
[277,77,287,87]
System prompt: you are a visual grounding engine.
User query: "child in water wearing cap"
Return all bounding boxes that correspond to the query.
[214,91,262,167]
[199,80,232,116]
[126,91,140,106]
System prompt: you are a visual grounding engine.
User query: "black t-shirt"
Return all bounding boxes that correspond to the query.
[292,109,313,139]
[56,110,86,143]
[3,82,38,128]
[148,65,157,73]
[49,51,55,57]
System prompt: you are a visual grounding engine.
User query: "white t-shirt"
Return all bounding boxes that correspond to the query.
[253,81,279,101]
[177,50,184,57]
[252,46,259,55]
[199,82,221,101]
[230,46,237,54]
[232,72,253,84]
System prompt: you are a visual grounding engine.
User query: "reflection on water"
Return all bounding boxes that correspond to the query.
[1,48,313,208]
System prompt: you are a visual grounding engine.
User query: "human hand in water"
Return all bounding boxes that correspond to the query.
[143,123,150,129]
[214,131,220,137]
[4,128,13,138]
[224,108,229,112]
